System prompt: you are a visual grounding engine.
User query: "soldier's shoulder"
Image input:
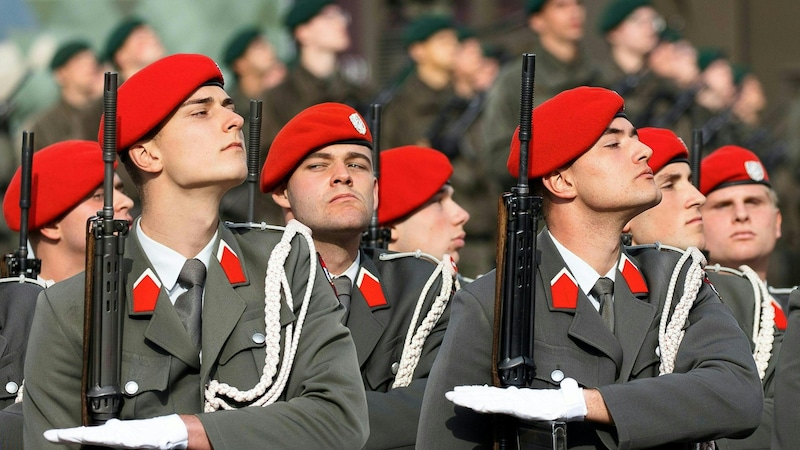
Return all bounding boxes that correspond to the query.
[364,248,438,276]
[625,242,690,263]
[225,221,286,238]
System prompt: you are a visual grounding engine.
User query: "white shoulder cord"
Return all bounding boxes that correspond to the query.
[658,246,714,450]
[738,265,775,381]
[204,219,314,411]
[658,246,706,375]
[378,250,459,388]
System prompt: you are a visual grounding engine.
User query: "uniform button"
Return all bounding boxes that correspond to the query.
[5,381,18,395]
[655,346,661,357]
[391,362,399,375]
[550,370,565,383]
[124,381,139,395]
[252,333,266,344]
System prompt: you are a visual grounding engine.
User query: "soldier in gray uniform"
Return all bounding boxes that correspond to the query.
[595,0,668,126]
[260,0,372,153]
[380,15,459,150]
[25,41,103,152]
[260,102,457,449]
[626,127,782,449]
[26,54,367,449]
[417,87,762,449]
[481,0,599,189]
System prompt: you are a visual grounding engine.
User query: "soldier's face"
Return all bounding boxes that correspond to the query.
[276,144,376,240]
[701,184,781,270]
[390,185,469,263]
[531,0,585,43]
[296,5,351,53]
[559,117,660,219]
[145,86,247,192]
[51,175,134,274]
[607,6,661,55]
[626,162,706,250]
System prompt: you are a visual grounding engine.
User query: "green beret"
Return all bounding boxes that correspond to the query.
[223,27,262,68]
[402,14,455,48]
[659,25,682,43]
[50,40,92,71]
[731,63,751,86]
[456,25,476,42]
[598,0,651,34]
[284,0,334,32]
[525,0,546,15]
[102,17,145,63]
[697,47,726,72]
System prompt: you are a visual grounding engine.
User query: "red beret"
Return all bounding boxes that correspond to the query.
[3,140,114,231]
[638,127,689,173]
[700,145,770,195]
[98,53,224,153]
[378,146,452,225]
[507,86,624,178]
[260,102,372,193]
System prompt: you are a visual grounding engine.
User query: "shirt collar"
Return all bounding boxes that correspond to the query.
[548,230,617,297]
[136,218,217,291]
[332,252,361,287]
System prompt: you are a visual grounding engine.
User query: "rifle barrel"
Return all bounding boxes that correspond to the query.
[247,100,263,223]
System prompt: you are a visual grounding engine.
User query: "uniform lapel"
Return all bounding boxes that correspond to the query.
[126,232,201,369]
[346,251,390,367]
[538,233,623,365]
[199,227,248,381]
[614,252,657,382]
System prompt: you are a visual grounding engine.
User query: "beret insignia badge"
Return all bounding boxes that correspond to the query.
[744,160,765,181]
[349,113,367,135]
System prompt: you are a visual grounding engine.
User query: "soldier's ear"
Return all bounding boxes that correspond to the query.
[127,142,162,174]
[542,169,576,200]
[271,184,291,209]
[38,220,62,241]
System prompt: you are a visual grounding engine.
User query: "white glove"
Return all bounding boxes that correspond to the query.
[445,377,587,422]
[44,414,189,449]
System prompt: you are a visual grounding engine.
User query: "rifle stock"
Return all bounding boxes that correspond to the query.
[82,72,129,430]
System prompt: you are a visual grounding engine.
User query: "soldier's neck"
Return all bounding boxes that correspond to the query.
[314,239,360,276]
[300,47,338,80]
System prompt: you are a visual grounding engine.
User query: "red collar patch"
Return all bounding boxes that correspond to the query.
[772,299,787,330]
[356,268,388,307]
[619,255,648,295]
[550,268,578,309]
[217,240,246,284]
[132,268,161,313]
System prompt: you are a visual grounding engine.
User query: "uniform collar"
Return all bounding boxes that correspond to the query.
[549,230,616,310]
[135,218,217,292]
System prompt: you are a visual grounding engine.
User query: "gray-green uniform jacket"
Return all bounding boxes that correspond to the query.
[417,232,762,449]
[23,223,368,449]
[773,288,800,448]
[356,248,452,449]
[0,281,41,410]
[706,271,783,450]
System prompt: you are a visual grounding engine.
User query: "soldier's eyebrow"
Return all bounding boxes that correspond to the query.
[602,127,638,138]
[180,96,213,108]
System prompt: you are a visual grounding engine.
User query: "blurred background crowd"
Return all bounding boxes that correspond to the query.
[2,0,800,286]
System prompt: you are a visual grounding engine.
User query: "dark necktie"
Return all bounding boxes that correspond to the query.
[590,277,615,333]
[332,275,352,324]
[175,258,206,350]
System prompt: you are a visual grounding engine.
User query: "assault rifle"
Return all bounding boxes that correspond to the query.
[1,130,41,279]
[491,53,566,450]
[247,99,263,223]
[81,72,129,429]
[362,103,389,249]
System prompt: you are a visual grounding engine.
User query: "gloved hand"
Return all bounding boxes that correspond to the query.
[44,414,189,449]
[445,377,587,422]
